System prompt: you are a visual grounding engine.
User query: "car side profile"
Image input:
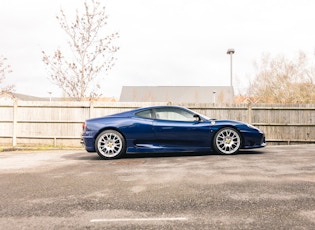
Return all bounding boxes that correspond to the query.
[81,106,266,159]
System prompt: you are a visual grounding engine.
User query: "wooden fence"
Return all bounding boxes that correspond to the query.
[0,101,314,147]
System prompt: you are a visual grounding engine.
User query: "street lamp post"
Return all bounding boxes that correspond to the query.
[48,92,52,102]
[226,49,235,87]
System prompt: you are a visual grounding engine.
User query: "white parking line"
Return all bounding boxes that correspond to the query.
[90,217,187,222]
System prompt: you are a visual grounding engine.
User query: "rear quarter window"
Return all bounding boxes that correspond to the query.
[135,110,153,119]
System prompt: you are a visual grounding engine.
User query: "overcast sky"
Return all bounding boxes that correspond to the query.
[1,0,315,98]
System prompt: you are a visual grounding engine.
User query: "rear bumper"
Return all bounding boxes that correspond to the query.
[81,135,96,152]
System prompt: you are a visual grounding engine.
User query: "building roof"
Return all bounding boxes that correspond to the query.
[0,93,117,102]
[119,86,234,103]
[12,93,48,101]
[0,92,48,102]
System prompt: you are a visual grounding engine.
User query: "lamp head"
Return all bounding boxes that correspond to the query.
[227,49,235,54]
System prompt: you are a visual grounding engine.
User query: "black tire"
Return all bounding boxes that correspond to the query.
[213,127,241,155]
[95,130,126,159]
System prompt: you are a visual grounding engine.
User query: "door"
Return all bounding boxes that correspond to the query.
[152,107,211,148]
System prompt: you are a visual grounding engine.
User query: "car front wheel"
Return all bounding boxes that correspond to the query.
[213,127,241,155]
[95,130,126,159]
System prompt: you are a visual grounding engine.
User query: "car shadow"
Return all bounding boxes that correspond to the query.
[124,151,210,159]
[238,149,266,155]
[63,152,103,161]
[66,149,265,161]
[123,149,264,159]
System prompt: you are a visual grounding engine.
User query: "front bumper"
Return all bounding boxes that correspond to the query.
[242,132,266,149]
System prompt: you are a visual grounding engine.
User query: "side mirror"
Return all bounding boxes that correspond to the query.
[193,114,202,122]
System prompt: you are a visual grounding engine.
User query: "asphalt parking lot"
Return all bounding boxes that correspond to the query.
[0,145,314,229]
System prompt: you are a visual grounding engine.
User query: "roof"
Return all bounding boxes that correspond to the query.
[12,93,48,101]
[119,86,234,103]
[0,93,117,102]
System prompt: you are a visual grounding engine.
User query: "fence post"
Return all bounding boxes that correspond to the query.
[89,101,94,118]
[247,103,252,124]
[12,99,18,147]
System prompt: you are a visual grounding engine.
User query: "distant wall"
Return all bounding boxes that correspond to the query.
[0,101,314,147]
[119,86,234,104]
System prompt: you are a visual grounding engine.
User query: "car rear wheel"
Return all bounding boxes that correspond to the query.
[213,127,241,155]
[95,130,126,159]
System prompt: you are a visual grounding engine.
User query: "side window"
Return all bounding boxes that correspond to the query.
[136,110,152,119]
[154,108,195,122]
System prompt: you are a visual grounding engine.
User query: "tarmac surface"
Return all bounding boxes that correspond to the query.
[0,145,314,229]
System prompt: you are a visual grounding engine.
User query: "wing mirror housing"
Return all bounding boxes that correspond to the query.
[193,114,202,122]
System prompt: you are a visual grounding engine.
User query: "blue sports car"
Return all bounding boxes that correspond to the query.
[81,106,266,159]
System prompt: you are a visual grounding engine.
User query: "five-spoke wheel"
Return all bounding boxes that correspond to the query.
[95,130,126,159]
[213,127,241,155]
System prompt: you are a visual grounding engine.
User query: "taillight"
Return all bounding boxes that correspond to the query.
[82,122,86,131]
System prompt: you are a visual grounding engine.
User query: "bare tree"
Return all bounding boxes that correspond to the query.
[42,0,119,100]
[247,52,315,103]
[0,56,14,95]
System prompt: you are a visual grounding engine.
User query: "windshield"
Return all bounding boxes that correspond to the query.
[184,108,211,121]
